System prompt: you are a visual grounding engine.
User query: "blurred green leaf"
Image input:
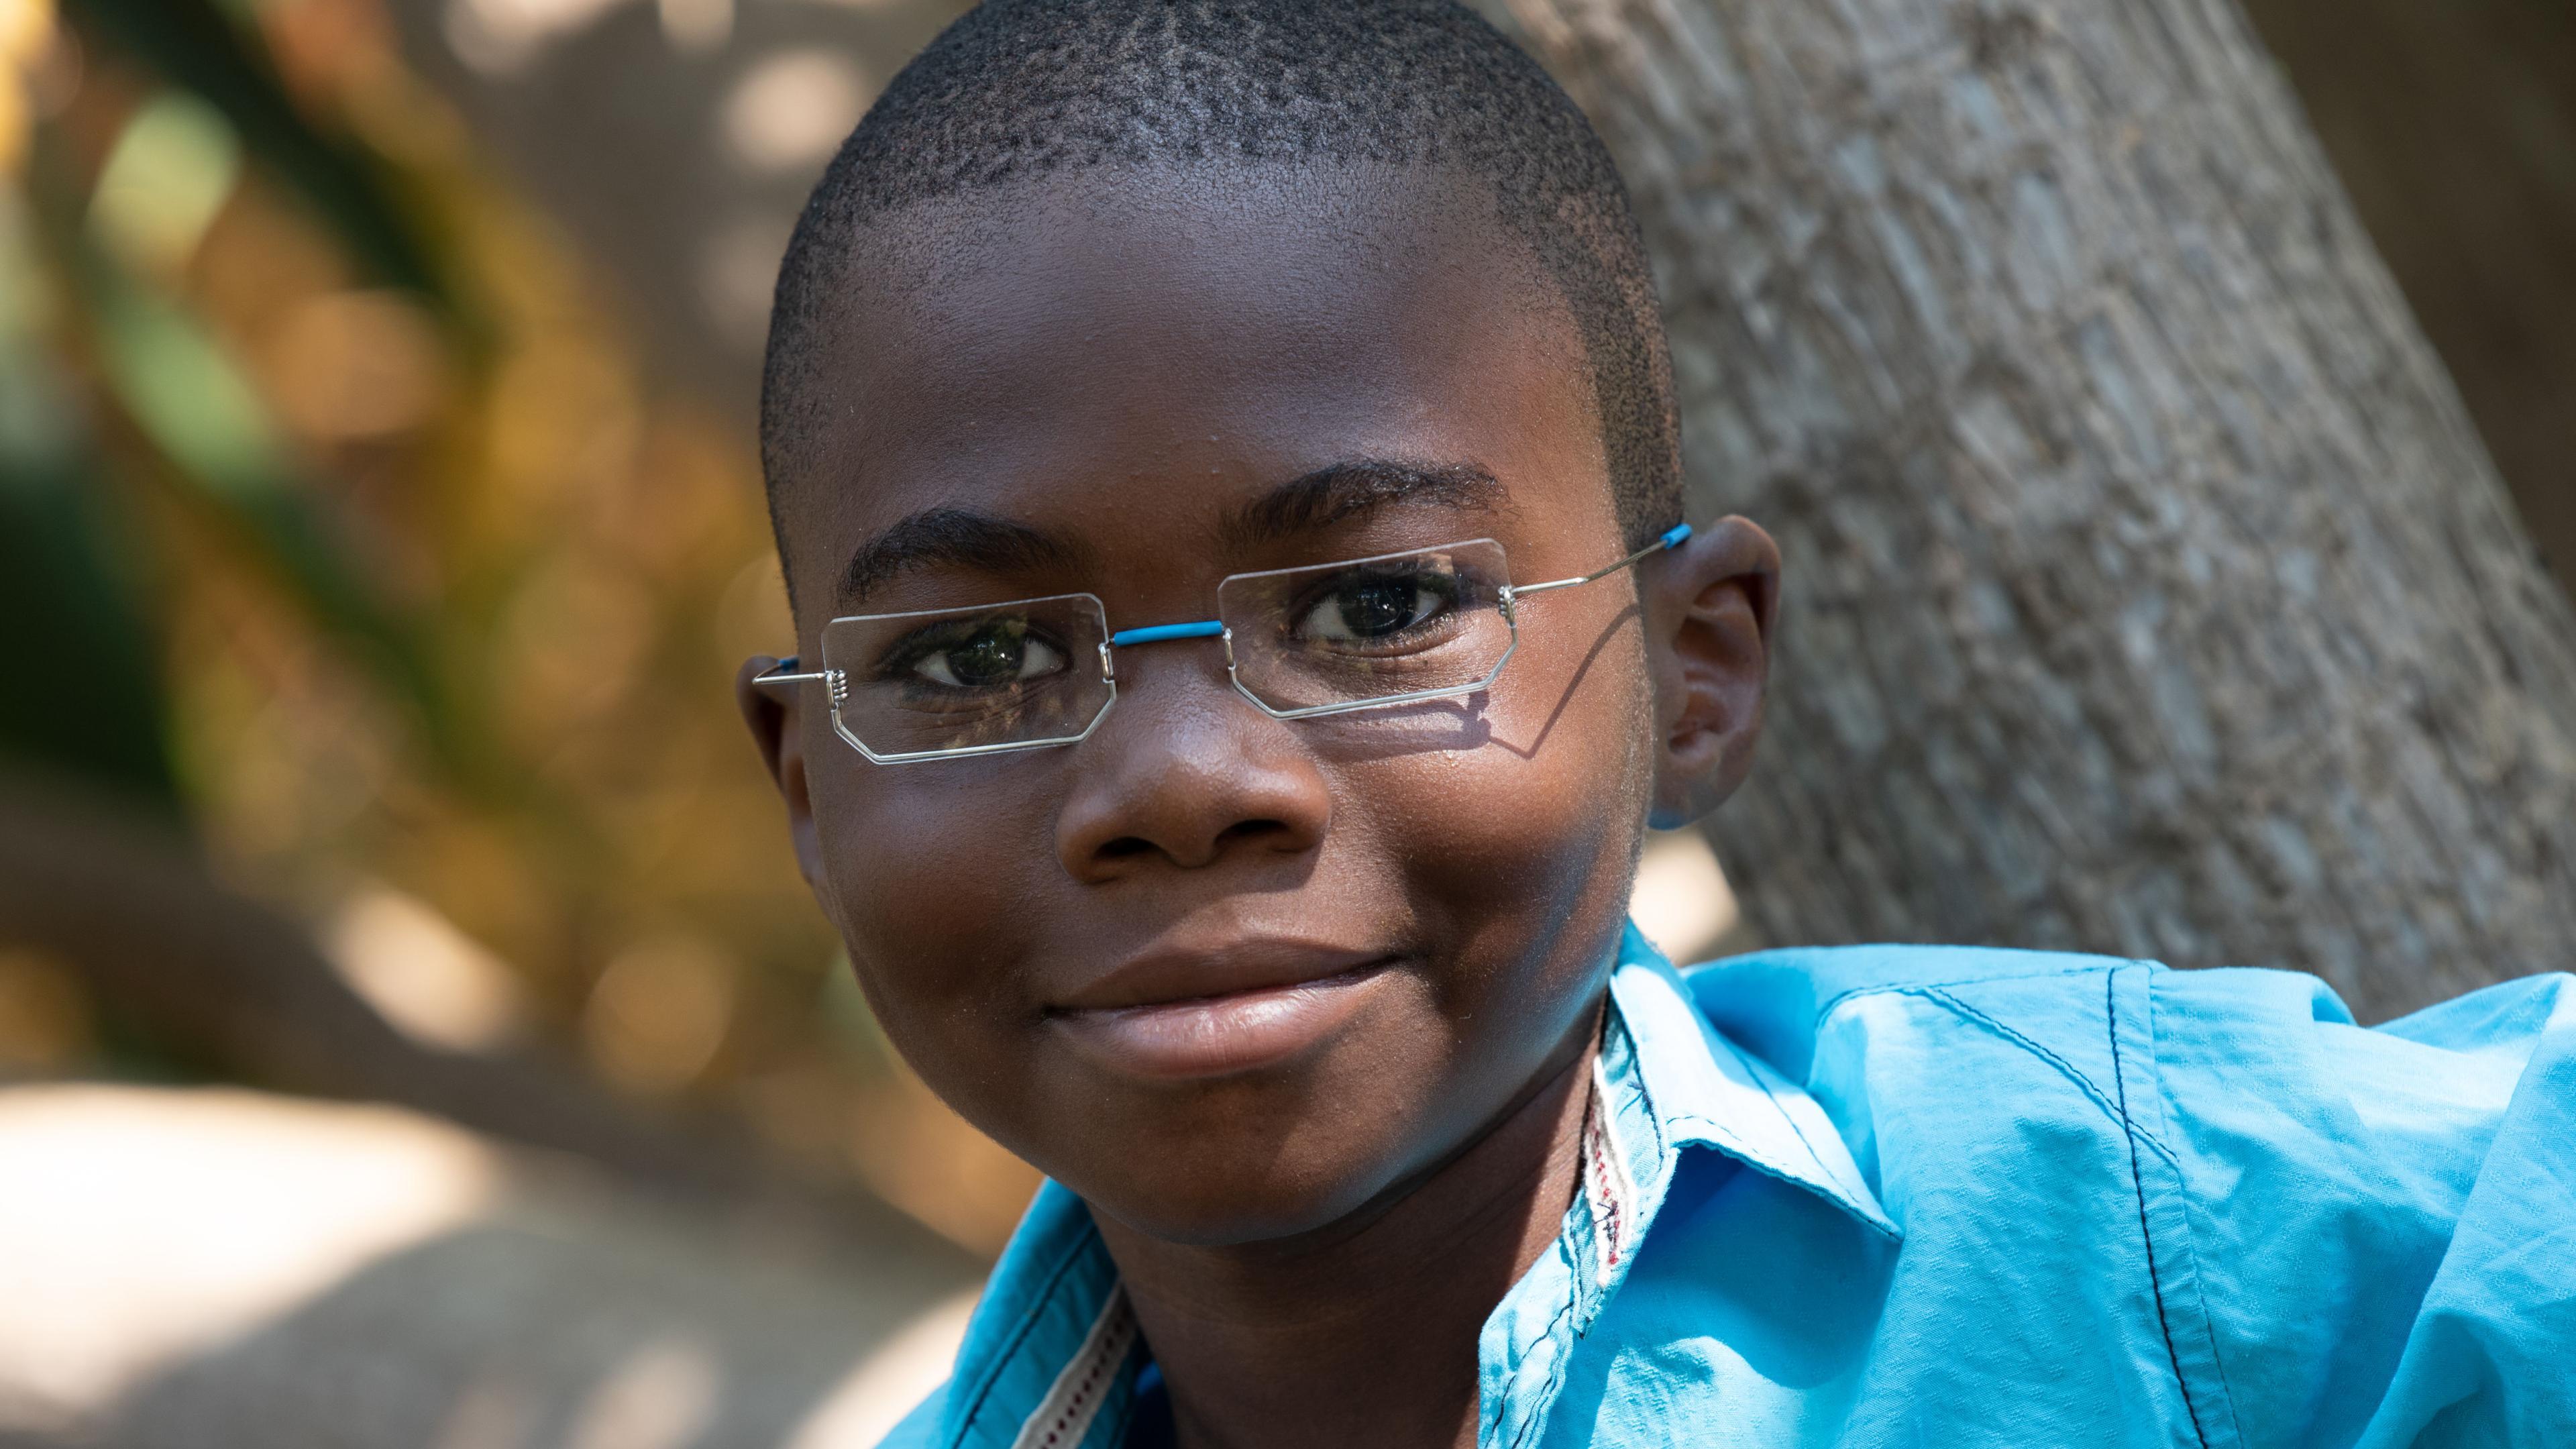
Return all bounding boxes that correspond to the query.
[93,276,280,492]
[64,0,455,311]
[22,136,474,786]
[87,90,244,280]
[86,257,471,773]
[0,177,172,808]
[0,343,180,812]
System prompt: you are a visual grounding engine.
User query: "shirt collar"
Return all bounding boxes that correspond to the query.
[934,922,1896,1449]
[1602,923,1898,1242]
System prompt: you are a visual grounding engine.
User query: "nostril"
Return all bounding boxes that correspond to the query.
[1091,819,1289,867]
[1215,819,1287,848]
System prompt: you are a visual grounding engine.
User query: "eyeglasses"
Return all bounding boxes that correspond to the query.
[754,523,1691,763]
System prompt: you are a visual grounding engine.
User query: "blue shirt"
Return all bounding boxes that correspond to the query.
[879,927,2576,1447]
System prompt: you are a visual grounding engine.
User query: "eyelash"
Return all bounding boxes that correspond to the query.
[1281,568,1468,643]
[873,622,1063,683]
[858,559,1483,690]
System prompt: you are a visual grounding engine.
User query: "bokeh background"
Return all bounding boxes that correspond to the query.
[0,0,2568,1444]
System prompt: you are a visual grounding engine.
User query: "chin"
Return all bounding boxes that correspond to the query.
[1014,1070,1436,1247]
[1079,1150,1407,1247]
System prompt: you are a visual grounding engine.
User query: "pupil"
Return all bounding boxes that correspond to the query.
[949,625,1024,686]
[1336,578,1416,638]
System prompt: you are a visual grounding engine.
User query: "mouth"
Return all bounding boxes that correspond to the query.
[1046,944,1398,1081]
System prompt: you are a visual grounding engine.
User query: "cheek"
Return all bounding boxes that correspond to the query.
[788,630,1657,1240]
[806,746,1061,1071]
[1348,636,1656,1005]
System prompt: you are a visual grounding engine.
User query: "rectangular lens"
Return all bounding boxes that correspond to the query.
[820,594,1112,757]
[1217,541,1514,713]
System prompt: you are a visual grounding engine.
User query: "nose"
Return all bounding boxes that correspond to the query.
[1054,641,1330,881]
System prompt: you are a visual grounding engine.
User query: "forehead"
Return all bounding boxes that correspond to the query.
[777,164,1611,611]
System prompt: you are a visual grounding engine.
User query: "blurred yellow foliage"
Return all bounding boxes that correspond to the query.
[9,0,1034,1251]
[0,948,93,1072]
[0,0,52,175]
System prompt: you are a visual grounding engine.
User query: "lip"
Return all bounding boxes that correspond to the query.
[1048,943,1396,1081]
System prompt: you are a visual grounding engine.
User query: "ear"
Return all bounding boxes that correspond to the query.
[736,656,831,898]
[1641,516,1780,829]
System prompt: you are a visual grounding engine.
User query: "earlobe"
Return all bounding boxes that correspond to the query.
[736,656,831,896]
[1644,517,1780,829]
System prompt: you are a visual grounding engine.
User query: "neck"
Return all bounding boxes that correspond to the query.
[1090,1020,1600,1449]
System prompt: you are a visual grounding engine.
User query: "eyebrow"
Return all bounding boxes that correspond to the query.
[837,507,1091,606]
[836,458,1507,608]
[1219,459,1507,551]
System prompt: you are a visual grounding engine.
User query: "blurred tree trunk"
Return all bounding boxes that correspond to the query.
[1506,0,2576,1017]
[2237,0,2576,588]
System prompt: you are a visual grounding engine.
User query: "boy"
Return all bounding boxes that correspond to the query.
[736,2,2575,1444]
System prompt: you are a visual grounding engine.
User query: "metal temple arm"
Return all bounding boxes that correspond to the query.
[751,657,835,689]
[1505,522,1692,599]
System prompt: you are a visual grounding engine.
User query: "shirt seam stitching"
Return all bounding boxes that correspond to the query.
[1501,1297,1581,1449]
[1809,975,2181,1168]
[1603,993,1670,1181]
[1811,964,2135,1020]
[2137,969,2250,1447]
[1644,965,1900,1236]
[2108,965,2212,1449]
[1704,1029,1880,1212]
[1658,1119,1900,1241]
[1907,984,2183,1168]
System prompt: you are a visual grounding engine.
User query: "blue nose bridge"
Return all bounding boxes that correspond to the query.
[1109,619,1226,648]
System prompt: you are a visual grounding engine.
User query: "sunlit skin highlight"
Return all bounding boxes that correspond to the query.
[741,165,1780,1449]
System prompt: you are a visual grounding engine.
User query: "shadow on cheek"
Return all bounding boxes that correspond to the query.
[1295,695,1495,762]
[1489,602,1644,761]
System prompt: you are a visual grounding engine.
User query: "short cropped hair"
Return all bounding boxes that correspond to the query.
[761,0,1680,591]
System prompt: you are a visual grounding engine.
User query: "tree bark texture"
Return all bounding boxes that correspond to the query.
[1505,0,2576,1017]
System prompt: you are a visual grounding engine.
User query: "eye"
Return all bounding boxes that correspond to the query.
[909,619,1067,688]
[1293,572,1454,643]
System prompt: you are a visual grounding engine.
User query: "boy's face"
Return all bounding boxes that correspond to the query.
[745,167,1774,1244]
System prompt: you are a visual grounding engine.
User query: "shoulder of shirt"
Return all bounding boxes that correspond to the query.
[1672,940,2574,1146]
[1662,947,2576,1444]
[1671,943,2138,1076]
[1677,940,2573,1040]
[1680,941,2127,1006]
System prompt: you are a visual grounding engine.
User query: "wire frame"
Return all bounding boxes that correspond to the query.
[759,526,1687,760]
[816,592,1116,763]
[1216,539,1518,717]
